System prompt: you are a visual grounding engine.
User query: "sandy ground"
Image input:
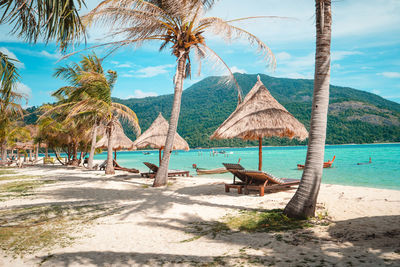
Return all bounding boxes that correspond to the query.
[0,165,399,267]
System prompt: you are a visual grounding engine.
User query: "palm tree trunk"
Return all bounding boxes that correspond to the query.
[35,144,39,160]
[284,0,332,218]
[105,120,115,175]
[70,142,79,166]
[153,54,187,187]
[1,141,7,163]
[45,147,49,158]
[88,123,98,169]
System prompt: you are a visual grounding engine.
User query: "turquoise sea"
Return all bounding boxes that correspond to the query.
[93,143,400,190]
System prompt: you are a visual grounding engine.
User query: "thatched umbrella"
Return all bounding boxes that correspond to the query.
[132,113,189,164]
[96,121,136,159]
[211,76,308,170]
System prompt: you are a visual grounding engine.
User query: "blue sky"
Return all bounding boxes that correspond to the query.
[1,0,399,107]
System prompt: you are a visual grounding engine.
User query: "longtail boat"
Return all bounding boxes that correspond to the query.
[297,155,336,169]
[196,167,229,175]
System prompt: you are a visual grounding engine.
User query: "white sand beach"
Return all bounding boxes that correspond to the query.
[0,165,399,266]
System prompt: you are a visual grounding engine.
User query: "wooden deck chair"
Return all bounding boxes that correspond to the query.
[222,163,247,194]
[238,170,300,196]
[141,162,190,178]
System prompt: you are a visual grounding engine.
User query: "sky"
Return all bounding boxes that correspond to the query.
[0,0,399,107]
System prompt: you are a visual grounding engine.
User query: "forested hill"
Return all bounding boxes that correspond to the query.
[112,73,400,147]
[24,73,400,147]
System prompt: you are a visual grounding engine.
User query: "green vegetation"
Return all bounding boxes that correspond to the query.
[224,209,314,232]
[0,180,53,200]
[182,209,330,243]
[0,175,41,181]
[24,73,400,147]
[0,169,16,175]
[0,204,121,257]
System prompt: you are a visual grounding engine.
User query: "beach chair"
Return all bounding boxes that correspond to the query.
[141,162,189,178]
[238,170,300,196]
[222,163,247,194]
[43,157,55,164]
[98,160,107,170]
[113,160,139,173]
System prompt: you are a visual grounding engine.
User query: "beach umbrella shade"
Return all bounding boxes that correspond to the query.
[210,76,308,170]
[96,120,136,159]
[132,113,189,164]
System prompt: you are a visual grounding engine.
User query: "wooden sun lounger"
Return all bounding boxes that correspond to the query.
[98,159,139,173]
[222,163,246,194]
[141,162,190,178]
[238,170,300,196]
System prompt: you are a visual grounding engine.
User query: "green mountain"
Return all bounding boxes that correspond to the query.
[113,73,400,147]
[25,73,400,147]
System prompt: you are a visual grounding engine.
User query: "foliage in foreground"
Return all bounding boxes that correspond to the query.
[0,204,122,257]
[182,209,330,243]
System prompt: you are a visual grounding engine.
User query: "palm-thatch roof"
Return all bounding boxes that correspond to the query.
[211,76,308,141]
[132,113,189,151]
[96,121,136,151]
[14,141,34,150]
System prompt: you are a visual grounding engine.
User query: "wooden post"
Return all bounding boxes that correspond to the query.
[258,137,262,171]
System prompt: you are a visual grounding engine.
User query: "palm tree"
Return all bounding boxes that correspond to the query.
[0,55,25,163]
[44,53,140,173]
[0,0,85,51]
[284,0,332,218]
[84,0,275,186]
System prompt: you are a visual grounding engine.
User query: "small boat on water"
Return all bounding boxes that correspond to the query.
[297,155,336,169]
[196,167,229,175]
[192,164,229,175]
[143,152,150,155]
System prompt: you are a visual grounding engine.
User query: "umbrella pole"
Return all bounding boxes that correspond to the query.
[258,137,262,171]
[114,150,117,160]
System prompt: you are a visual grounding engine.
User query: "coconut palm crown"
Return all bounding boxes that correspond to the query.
[41,53,140,171]
[83,0,276,185]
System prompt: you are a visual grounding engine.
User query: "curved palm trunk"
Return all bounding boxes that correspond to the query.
[45,147,49,158]
[284,0,332,218]
[153,54,187,187]
[105,120,115,175]
[88,122,99,169]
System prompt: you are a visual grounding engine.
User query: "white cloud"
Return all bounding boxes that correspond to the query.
[276,52,291,61]
[117,63,132,68]
[14,82,32,98]
[0,47,25,68]
[134,64,174,78]
[121,73,134,78]
[372,89,381,95]
[39,50,61,59]
[126,90,158,98]
[377,72,400,78]
[230,66,246,74]
[331,51,362,61]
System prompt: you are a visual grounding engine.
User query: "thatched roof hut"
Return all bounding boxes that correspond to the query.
[96,121,136,151]
[132,113,189,164]
[211,76,308,170]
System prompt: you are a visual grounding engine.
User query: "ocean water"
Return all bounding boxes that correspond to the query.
[93,143,400,190]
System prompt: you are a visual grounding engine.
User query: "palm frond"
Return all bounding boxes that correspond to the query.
[0,0,86,51]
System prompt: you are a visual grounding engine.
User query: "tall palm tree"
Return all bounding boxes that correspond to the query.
[44,53,140,173]
[0,55,25,163]
[84,0,275,186]
[284,0,332,218]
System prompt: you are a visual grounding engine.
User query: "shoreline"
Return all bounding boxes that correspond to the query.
[0,165,399,266]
